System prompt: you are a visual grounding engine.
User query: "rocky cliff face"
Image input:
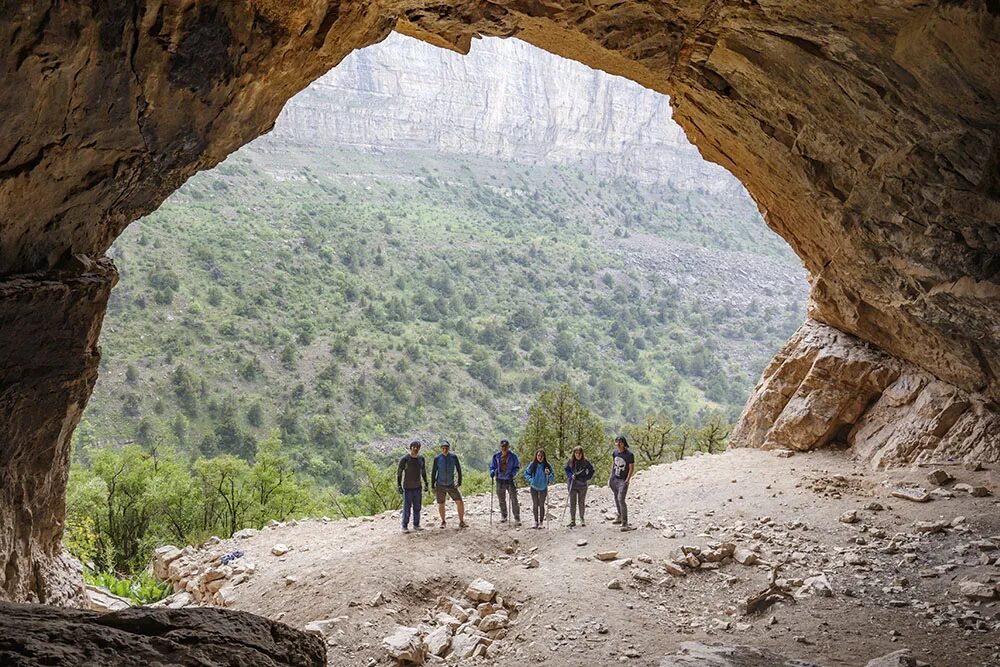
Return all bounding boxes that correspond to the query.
[265,33,742,192]
[0,0,998,604]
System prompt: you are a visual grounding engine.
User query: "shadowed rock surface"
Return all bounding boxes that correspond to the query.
[0,0,997,603]
[0,602,326,666]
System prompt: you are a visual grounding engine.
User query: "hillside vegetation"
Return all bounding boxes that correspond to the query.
[78,146,804,486]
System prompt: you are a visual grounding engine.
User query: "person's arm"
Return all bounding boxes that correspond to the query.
[431,456,439,489]
[396,458,404,492]
[564,463,573,480]
[546,465,554,483]
[455,456,462,487]
[626,453,635,483]
[512,453,520,477]
[585,460,595,481]
[421,458,429,491]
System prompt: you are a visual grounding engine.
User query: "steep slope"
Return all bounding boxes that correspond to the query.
[82,146,805,481]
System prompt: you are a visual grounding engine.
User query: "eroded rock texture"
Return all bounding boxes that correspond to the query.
[0,0,997,601]
[732,319,1000,466]
[0,602,326,666]
[0,258,117,604]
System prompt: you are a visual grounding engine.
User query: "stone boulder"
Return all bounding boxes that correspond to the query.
[0,602,325,666]
[660,642,824,666]
[383,626,425,664]
[465,578,496,603]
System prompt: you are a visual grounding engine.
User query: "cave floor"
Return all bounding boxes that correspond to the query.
[176,449,1000,666]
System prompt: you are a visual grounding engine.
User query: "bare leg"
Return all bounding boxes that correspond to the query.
[438,502,446,523]
[456,499,465,523]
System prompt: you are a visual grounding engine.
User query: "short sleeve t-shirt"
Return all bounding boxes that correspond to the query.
[612,449,635,480]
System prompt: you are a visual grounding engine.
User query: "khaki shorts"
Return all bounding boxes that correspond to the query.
[435,485,462,503]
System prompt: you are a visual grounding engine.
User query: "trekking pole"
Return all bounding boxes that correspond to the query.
[561,473,573,526]
[490,476,494,527]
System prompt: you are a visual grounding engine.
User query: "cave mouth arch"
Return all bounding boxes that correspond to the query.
[1,1,998,605]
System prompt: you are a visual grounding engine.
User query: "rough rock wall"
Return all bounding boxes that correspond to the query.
[0,258,117,604]
[0,602,326,666]
[731,319,1000,466]
[2,1,996,394]
[267,32,743,192]
[0,0,998,602]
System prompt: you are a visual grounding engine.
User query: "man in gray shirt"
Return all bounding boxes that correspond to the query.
[397,441,429,533]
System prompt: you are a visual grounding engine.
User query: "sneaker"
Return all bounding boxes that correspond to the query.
[414,525,423,531]
[580,520,586,527]
[499,517,509,523]
[402,527,410,533]
[513,520,521,527]
[612,517,622,525]
[567,522,576,528]
[620,524,635,532]
[440,521,447,529]
[459,521,468,529]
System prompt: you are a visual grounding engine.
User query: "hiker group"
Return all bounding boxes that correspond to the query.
[395,436,636,533]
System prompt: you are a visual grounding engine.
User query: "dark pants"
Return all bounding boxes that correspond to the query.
[569,486,588,523]
[402,487,422,528]
[496,479,520,521]
[530,489,548,524]
[610,477,629,525]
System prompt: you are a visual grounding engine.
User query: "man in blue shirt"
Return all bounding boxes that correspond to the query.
[431,440,467,529]
[489,439,521,527]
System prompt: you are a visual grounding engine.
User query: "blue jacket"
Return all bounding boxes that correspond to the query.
[564,459,595,489]
[432,453,462,487]
[523,460,555,491]
[490,451,520,481]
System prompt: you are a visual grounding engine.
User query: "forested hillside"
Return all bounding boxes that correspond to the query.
[78,145,805,487]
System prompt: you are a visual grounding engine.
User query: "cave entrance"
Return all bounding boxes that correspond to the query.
[2,2,996,609]
[58,32,810,597]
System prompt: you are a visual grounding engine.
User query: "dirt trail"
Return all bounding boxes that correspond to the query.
[160,449,1000,666]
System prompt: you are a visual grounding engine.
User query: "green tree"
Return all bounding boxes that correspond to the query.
[625,413,676,466]
[520,384,606,473]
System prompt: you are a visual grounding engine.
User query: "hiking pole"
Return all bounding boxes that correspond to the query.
[490,476,494,527]
[561,474,573,526]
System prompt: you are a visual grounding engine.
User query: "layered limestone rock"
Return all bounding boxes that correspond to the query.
[0,258,117,604]
[0,602,326,666]
[267,32,742,192]
[732,320,1000,467]
[1,0,997,602]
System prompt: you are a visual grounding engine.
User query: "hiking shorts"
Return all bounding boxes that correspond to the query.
[435,485,462,503]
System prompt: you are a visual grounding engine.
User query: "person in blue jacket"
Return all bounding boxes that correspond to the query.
[431,439,466,529]
[524,449,555,529]
[563,447,595,528]
[489,439,521,526]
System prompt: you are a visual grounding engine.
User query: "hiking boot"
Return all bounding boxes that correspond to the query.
[440,521,447,529]
[513,520,521,527]
[567,521,576,528]
[459,521,468,529]
[612,517,622,525]
[499,517,509,523]
[620,524,635,532]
